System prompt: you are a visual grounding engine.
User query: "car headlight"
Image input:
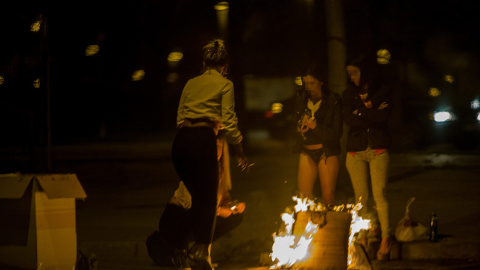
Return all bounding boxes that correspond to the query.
[433,111,456,122]
[477,111,480,122]
[471,98,480,110]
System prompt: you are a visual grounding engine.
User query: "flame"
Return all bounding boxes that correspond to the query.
[270,211,318,268]
[292,196,315,212]
[347,203,371,268]
[269,197,371,269]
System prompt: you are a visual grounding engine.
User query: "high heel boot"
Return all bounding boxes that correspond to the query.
[189,243,214,270]
[376,237,392,261]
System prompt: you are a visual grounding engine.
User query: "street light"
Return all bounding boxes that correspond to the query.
[377,49,391,64]
[30,15,42,32]
[167,51,183,62]
[444,74,454,83]
[85,45,100,56]
[215,1,229,40]
[132,70,145,81]
[428,87,441,97]
[33,78,41,88]
[214,1,229,11]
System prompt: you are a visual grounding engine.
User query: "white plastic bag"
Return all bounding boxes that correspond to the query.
[395,197,428,242]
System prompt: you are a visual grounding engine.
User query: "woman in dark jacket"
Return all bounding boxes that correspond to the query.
[294,64,343,206]
[342,54,393,261]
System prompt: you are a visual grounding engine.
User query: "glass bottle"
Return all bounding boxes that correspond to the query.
[429,212,438,242]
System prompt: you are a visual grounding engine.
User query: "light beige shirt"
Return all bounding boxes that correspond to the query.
[176,69,243,144]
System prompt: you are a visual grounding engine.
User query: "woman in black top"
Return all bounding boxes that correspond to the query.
[294,64,343,206]
[342,54,393,260]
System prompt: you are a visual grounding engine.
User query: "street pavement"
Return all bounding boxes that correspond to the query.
[2,130,480,269]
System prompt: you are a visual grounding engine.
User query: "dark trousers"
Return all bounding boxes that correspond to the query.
[171,126,219,244]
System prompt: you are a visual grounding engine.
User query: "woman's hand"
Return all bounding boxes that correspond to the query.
[216,202,246,217]
[232,202,246,214]
[216,207,233,218]
[302,116,317,130]
[378,102,389,110]
[233,142,250,172]
[236,154,250,172]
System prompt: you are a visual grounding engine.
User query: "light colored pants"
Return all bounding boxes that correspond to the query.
[346,148,390,238]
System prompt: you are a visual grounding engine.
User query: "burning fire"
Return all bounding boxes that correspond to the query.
[269,196,371,269]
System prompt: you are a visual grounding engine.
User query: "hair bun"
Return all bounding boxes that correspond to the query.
[203,39,228,70]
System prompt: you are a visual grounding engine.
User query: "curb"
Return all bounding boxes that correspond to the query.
[399,238,480,260]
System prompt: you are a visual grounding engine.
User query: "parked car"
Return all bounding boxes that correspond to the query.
[264,95,297,141]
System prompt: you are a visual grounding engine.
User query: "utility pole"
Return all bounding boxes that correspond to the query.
[324,0,351,197]
[324,0,347,95]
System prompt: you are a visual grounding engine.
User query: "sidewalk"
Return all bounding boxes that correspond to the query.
[2,131,480,269]
[77,134,480,269]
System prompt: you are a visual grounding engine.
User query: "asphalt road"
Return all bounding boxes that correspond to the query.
[2,130,480,269]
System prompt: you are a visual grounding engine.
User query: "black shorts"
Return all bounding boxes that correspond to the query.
[302,147,324,164]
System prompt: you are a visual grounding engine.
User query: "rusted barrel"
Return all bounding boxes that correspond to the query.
[303,211,352,270]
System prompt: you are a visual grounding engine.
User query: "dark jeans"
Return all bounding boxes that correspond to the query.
[171,126,219,244]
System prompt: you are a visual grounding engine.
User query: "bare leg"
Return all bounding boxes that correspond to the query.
[317,155,339,205]
[297,152,318,198]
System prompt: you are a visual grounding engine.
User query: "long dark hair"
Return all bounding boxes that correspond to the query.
[301,63,331,98]
[345,54,379,91]
[202,39,229,72]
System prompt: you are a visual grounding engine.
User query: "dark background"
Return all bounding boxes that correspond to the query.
[1,0,480,163]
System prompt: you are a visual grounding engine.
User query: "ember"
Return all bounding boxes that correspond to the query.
[269,196,371,269]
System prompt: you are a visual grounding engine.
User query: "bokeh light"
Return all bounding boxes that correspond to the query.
[433,111,454,122]
[167,51,183,63]
[271,103,283,114]
[428,87,441,97]
[376,49,391,64]
[85,45,100,56]
[132,70,145,81]
[33,78,40,88]
[30,20,41,32]
[471,98,480,110]
[215,1,229,11]
[444,74,455,83]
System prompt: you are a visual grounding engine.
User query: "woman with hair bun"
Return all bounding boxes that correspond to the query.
[171,39,249,270]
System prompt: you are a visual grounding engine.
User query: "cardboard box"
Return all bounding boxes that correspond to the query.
[0,173,86,269]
